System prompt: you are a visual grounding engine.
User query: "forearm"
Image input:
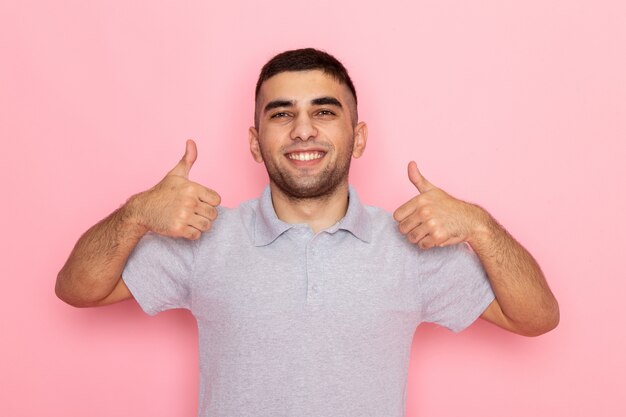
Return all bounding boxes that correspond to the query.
[56,196,147,306]
[56,141,220,307]
[468,208,559,335]
[394,163,558,335]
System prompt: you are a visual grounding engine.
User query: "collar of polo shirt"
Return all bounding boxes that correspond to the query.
[253,186,372,246]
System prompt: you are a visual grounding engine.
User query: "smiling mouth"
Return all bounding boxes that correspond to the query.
[286,151,326,161]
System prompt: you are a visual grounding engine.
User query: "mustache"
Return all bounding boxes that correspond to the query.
[280,142,333,153]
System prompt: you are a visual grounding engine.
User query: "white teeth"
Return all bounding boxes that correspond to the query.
[288,152,324,161]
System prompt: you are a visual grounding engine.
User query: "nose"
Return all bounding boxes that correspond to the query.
[290,113,318,141]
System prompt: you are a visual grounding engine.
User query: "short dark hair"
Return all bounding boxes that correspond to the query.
[254,48,358,127]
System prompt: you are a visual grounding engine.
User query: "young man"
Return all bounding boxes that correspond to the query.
[56,48,559,417]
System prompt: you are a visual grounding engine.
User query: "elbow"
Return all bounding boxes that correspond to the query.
[55,270,80,307]
[55,269,97,308]
[539,297,560,335]
[542,301,560,335]
[521,300,560,337]
[55,269,71,304]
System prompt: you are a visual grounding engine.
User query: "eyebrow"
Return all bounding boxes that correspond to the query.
[264,100,294,113]
[263,96,343,114]
[311,96,343,108]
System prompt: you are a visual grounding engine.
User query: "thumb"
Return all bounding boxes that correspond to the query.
[408,161,435,193]
[168,139,197,178]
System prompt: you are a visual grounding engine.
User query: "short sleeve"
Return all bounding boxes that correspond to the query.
[122,232,196,315]
[416,243,495,332]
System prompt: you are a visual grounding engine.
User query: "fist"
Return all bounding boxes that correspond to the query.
[393,161,485,249]
[132,139,221,240]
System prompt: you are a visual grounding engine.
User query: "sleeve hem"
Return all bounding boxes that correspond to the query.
[122,275,159,316]
[448,292,496,333]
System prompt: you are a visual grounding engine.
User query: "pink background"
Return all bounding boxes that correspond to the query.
[1,0,624,416]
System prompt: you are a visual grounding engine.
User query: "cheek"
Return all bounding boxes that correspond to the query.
[257,138,282,162]
[335,132,356,154]
[320,124,352,144]
[259,126,287,147]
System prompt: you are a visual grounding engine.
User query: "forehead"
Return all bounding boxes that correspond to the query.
[257,70,352,106]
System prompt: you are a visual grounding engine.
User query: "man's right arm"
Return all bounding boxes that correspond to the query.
[55,140,221,307]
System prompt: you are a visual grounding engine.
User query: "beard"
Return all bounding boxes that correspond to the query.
[260,140,353,200]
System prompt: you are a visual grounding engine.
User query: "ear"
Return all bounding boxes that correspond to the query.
[249,127,264,163]
[351,122,368,159]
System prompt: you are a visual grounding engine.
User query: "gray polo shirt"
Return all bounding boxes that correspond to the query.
[123,186,495,417]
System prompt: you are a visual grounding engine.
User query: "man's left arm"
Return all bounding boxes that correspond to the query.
[394,161,559,337]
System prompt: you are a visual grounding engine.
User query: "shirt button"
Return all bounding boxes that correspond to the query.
[311,284,319,292]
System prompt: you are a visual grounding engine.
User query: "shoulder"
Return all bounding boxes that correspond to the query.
[363,204,397,229]
[362,202,473,265]
[359,204,417,259]
[197,196,260,246]
[363,204,406,244]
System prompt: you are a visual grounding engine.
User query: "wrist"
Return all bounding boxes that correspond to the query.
[120,193,151,237]
[466,204,497,247]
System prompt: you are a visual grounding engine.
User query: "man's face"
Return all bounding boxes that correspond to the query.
[249,70,367,200]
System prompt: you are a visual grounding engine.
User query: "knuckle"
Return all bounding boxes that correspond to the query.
[182,199,196,209]
[203,187,220,204]
[179,209,190,220]
[418,207,431,218]
[172,223,186,235]
[432,230,445,241]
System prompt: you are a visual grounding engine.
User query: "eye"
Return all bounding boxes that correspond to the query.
[270,112,290,119]
[316,109,336,117]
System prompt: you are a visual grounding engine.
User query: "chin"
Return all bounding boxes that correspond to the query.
[273,177,346,200]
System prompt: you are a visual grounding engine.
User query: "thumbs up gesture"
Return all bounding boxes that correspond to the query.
[131,140,221,240]
[393,161,486,249]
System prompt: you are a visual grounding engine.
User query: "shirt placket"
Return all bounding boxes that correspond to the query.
[305,232,326,308]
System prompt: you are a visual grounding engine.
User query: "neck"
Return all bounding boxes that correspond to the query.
[269,182,350,234]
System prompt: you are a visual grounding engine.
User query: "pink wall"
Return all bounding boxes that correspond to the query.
[2,0,624,416]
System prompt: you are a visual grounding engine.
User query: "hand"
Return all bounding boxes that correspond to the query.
[130,139,221,240]
[393,161,486,249]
